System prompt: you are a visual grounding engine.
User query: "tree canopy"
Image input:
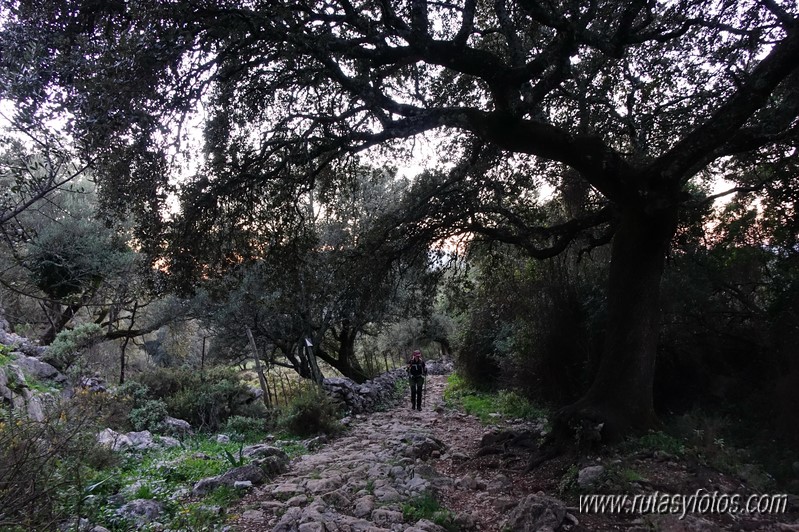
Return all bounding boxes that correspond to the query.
[1,0,797,440]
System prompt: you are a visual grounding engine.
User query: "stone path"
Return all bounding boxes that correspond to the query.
[230,374,528,532]
[227,372,799,532]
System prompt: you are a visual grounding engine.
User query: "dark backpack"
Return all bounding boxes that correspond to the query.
[408,359,426,377]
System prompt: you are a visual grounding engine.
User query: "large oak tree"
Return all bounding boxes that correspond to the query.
[2,0,798,440]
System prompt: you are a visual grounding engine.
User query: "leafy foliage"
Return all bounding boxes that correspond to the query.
[194,167,439,383]
[443,374,547,425]
[1,0,798,450]
[44,322,104,371]
[27,220,133,300]
[0,399,117,530]
[277,385,343,438]
[128,399,169,432]
[0,343,13,365]
[224,415,272,442]
[132,366,267,431]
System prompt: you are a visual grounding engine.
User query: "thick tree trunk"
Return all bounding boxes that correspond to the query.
[555,206,678,443]
[316,324,369,383]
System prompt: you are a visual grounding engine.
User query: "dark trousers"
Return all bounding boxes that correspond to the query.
[410,376,424,409]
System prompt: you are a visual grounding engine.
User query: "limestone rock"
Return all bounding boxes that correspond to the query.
[500,493,567,532]
[371,508,404,526]
[97,429,179,452]
[127,430,156,450]
[116,499,163,526]
[577,465,606,489]
[193,464,267,496]
[162,416,192,436]
[243,443,289,461]
[14,355,66,383]
[97,428,133,451]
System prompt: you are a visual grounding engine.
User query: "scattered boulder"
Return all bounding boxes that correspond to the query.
[58,518,110,532]
[478,427,542,456]
[500,493,567,532]
[0,366,50,421]
[115,499,164,526]
[256,455,291,477]
[97,428,133,451]
[425,357,454,375]
[400,432,447,460]
[352,495,375,518]
[78,375,107,393]
[127,431,156,450]
[237,386,264,405]
[242,443,289,460]
[12,355,66,383]
[242,443,290,476]
[408,519,447,532]
[577,465,606,489]
[97,429,179,452]
[162,416,193,436]
[0,329,45,358]
[193,464,269,496]
[370,508,404,526]
[20,389,46,421]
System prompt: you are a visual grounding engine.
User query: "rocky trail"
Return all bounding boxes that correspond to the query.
[229,373,799,532]
[229,374,545,531]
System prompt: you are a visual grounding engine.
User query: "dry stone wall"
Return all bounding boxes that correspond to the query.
[322,358,453,415]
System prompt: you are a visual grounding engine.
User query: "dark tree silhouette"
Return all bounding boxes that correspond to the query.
[2,0,797,440]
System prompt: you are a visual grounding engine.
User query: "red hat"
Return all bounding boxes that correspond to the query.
[412,350,421,357]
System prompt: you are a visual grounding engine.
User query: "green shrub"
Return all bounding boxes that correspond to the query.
[496,390,547,419]
[44,323,104,371]
[0,343,14,365]
[0,401,116,530]
[624,431,686,456]
[205,484,241,506]
[133,366,264,430]
[278,386,342,437]
[402,492,455,530]
[557,464,579,496]
[69,386,134,435]
[115,380,151,406]
[224,415,271,442]
[128,399,169,432]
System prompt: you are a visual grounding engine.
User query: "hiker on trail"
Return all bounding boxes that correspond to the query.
[407,349,427,410]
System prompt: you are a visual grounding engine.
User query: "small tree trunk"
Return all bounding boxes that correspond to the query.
[119,301,139,385]
[555,206,678,442]
[40,302,82,346]
[246,327,271,409]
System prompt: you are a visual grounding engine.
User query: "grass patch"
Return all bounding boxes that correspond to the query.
[557,464,579,496]
[402,492,456,530]
[205,485,241,507]
[79,431,305,530]
[619,430,686,456]
[0,343,14,365]
[277,386,343,437]
[443,373,547,424]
